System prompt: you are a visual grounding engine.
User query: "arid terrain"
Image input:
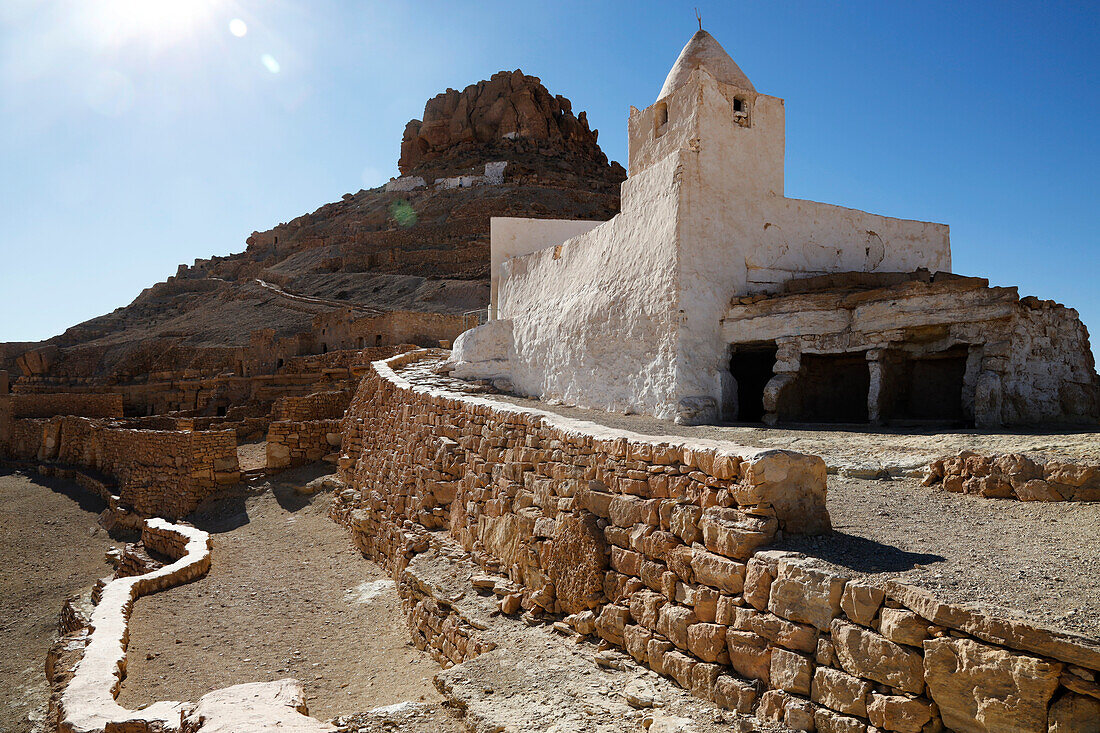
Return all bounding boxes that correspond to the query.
[0,470,117,733]
[116,465,442,719]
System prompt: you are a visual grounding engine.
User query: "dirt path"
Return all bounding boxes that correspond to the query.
[0,469,117,733]
[776,475,1100,638]
[116,465,442,720]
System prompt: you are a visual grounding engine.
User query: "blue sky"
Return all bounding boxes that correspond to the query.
[1,0,1097,353]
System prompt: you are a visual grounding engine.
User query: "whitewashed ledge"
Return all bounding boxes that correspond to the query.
[376,349,805,465]
[58,519,211,733]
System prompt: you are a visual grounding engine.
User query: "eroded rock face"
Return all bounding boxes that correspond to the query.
[399,69,625,185]
[922,637,1062,733]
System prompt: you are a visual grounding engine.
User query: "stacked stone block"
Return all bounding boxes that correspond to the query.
[271,389,353,421]
[266,419,342,470]
[10,392,124,419]
[923,451,1099,501]
[333,351,1100,733]
[2,415,238,519]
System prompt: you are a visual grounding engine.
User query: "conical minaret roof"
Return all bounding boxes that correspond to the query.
[658,29,755,101]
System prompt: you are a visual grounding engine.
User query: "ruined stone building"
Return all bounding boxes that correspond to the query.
[455,29,1099,427]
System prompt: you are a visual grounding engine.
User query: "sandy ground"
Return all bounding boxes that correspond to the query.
[236,440,267,472]
[0,469,117,733]
[116,465,443,720]
[779,476,1100,637]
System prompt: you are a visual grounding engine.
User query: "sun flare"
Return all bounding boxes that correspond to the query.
[90,0,221,48]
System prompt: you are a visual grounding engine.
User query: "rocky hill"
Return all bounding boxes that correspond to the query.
[3,71,625,381]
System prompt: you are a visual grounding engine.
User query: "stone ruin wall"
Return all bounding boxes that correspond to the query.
[272,390,353,421]
[923,451,1100,502]
[4,415,238,519]
[330,351,1100,733]
[266,419,342,471]
[9,393,124,419]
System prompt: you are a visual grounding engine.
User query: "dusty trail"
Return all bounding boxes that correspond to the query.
[0,469,117,733]
[116,465,442,720]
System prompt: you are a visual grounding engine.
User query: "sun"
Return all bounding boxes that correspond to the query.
[90,0,222,49]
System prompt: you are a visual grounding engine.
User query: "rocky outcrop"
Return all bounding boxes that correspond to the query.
[399,70,625,186]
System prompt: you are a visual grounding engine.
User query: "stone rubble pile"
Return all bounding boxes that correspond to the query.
[331,350,1100,733]
[923,451,1100,501]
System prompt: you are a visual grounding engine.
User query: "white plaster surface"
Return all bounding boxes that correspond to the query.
[482,30,960,424]
[59,519,212,733]
[489,217,603,318]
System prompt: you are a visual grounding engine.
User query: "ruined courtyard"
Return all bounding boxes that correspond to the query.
[2,18,1100,733]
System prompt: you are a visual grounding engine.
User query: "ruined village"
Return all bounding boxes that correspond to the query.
[2,16,1099,733]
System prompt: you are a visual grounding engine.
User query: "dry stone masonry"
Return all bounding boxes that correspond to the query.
[4,415,238,518]
[332,350,1100,733]
[923,451,1100,502]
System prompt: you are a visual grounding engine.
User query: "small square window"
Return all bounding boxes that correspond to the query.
[733,98,744,113]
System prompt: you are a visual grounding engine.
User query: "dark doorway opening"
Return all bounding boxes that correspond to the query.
[729,344,778,422]
[881,345,969,424]
[784,353,870,423]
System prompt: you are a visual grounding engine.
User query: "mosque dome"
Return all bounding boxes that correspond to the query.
[658,29,755,101]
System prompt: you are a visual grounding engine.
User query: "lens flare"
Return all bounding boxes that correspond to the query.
[260,53,280,73]
[228,18,247,37]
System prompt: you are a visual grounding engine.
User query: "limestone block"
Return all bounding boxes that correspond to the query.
[922,637,1061,733]
[879,608,929,647]
[866,693,933,733]
[594,604,631,646]
[698,507,777,560]
[769,557,848,631]
[546,513,607,614]
[831,619,925,694]
[669,503,702,544]
[731,606,817,653]
[813,708,866,733]
[726,630,772,684]
[656,603,696,650]
[841,580,885,627]
[810,666,872,717]
[629,589,666,630]
[713,674,757,713]
[769,647,813,695]
[687,623,728,663]
[744,550,793,611]
[688,546,745,594]
[1048,692,1100,733]
[737,450,830,535]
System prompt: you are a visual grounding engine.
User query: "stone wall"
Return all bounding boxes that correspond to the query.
[10,392,124,419]
[332,351,1100,733]
[266,419,342,470]
[271,390,352,421]
[4,416,238,518]
[923,451,1100,502]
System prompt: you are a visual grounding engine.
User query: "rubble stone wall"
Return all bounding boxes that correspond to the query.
[923,451,1100,502]
[3,416,238,518]
[333,351,1100,733]
[266,419,342,470]
[271,390,352,421]
[10,392,124,419]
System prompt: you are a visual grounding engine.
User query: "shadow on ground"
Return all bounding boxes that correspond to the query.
[185,462,335,533]
[777,530,946,573]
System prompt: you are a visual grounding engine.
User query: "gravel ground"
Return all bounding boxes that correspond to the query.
[0,469,117,733]
[476,388,1099,472]
[779,475,1100,638]
[116,464,443,720]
